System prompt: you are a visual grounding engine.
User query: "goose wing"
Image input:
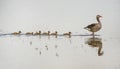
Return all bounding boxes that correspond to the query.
[84,23,96,29]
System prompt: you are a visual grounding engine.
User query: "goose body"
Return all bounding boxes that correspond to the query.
[85,23,101,32]
[84,15,102,37]
[12,31,21,35]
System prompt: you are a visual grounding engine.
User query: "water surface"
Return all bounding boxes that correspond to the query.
[0,35,120,69]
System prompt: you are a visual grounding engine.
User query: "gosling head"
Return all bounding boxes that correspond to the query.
[55,31,57,34]
[19,31,21,33]
[69,32,71,34]
[48,31,50,33]
[39,31,41,33]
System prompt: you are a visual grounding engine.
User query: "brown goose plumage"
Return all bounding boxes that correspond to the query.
[84,15,102,37]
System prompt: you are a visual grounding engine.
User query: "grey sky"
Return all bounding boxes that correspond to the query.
[0,0,120,36]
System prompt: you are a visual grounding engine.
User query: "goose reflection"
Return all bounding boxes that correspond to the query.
[86,37,104,56]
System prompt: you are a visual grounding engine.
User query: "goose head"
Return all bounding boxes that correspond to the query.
[97,15,102,18]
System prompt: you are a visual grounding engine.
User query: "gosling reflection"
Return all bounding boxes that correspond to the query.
[56,53,59,57]
[45,45,48,51]
[35,48,39,50]
[29,41,32,45]
[86,37,104,56]
[34,48,42,55]
[54,45,58,49]
[39,51,42,55]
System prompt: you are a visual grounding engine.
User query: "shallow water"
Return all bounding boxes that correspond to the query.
[0,0,120,69]
[0,35,120,69]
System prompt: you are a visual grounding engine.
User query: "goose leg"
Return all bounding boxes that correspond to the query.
[92,32,95,40]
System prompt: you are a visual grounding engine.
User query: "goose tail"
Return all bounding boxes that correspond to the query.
[84,27,87,29]
[84,27,90,31]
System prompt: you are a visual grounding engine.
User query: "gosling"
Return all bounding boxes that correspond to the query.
[12,31,21,35]
[63,32,71,38]
[51,31,58,38]
[42,31,50,36]
[34,31,41,35]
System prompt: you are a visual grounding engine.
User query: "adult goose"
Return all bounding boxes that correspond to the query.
[84,15,102,38]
